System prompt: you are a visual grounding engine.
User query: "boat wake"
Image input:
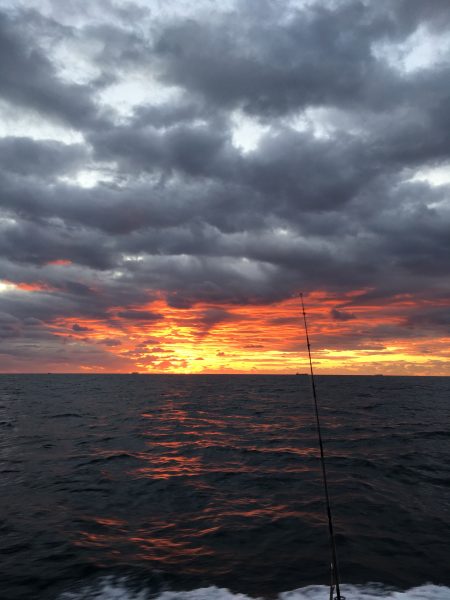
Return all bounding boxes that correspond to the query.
[59,578,450,600]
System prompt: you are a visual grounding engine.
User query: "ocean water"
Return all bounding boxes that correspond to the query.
[0,374,449,600]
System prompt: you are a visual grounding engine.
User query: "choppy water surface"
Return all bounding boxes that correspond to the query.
[0,375,449,600]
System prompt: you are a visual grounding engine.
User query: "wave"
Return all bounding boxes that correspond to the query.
[59,579,450,600]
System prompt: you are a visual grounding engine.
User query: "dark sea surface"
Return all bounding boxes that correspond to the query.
[1,374,449,600]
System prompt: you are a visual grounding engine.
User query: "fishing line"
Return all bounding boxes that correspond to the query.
[300,293,344,600]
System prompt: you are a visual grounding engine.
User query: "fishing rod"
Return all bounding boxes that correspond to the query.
[299,293,344,600]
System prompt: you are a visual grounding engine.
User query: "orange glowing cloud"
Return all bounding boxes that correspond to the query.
[1,280,53,293]
[43,290,450,375]
[47,259,72,266]
[1,278,448,374]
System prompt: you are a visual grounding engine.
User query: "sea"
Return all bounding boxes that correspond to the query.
[0,374,449,600]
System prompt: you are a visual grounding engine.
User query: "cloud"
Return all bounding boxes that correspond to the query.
[0,137,86,178]
[0,10,106,130]
[99,338,122,346]
[116,310,163,321]
[331,308,356,321]
[0,0,449,372]
[197,307,242,332]
[72,323,92,332]
[0,312,22,339]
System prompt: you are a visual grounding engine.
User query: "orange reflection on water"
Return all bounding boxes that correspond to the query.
[188,497,325,526]
[245,444,317,457]
[145,440,187,450]
[132,454,203,479]
[75,531,116,549]
[94,517,127,527]
[129,535,214,563]
[129,456,314,480]
[75,515,214,568]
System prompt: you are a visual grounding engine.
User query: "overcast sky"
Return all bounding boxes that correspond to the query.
[0,0,449,373]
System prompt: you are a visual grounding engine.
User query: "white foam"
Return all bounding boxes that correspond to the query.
[59,577,148,599]
[59,579,450,600]
[281,584,450,600]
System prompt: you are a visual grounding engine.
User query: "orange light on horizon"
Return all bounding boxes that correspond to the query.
[1,287,449,375]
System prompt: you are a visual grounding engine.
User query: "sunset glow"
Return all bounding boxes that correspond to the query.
[1,281,448,374]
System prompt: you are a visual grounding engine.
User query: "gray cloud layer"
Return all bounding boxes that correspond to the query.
[0,0,449,366]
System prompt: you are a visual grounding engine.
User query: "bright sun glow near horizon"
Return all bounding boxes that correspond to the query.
[1,282,448,375]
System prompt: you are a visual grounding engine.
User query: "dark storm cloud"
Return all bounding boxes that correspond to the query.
[195,307,244,335]
[0,138,86,177]
[154,0,450,117]
[72,323,92,332]
[0,312,22,339]
[152,1,415,116]
[132,99,213,130]
[0,10,106,130]
[0,215,116,269]
[0,0,450,357]
[0,332,133,372]
[404,306,450,329]
[331,308,356,322]
[394,0,450,30]
[88,116,235,182]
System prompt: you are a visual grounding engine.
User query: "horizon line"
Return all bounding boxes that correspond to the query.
[0,372,448,377]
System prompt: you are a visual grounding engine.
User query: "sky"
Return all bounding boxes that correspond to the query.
[0,0,449,375]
